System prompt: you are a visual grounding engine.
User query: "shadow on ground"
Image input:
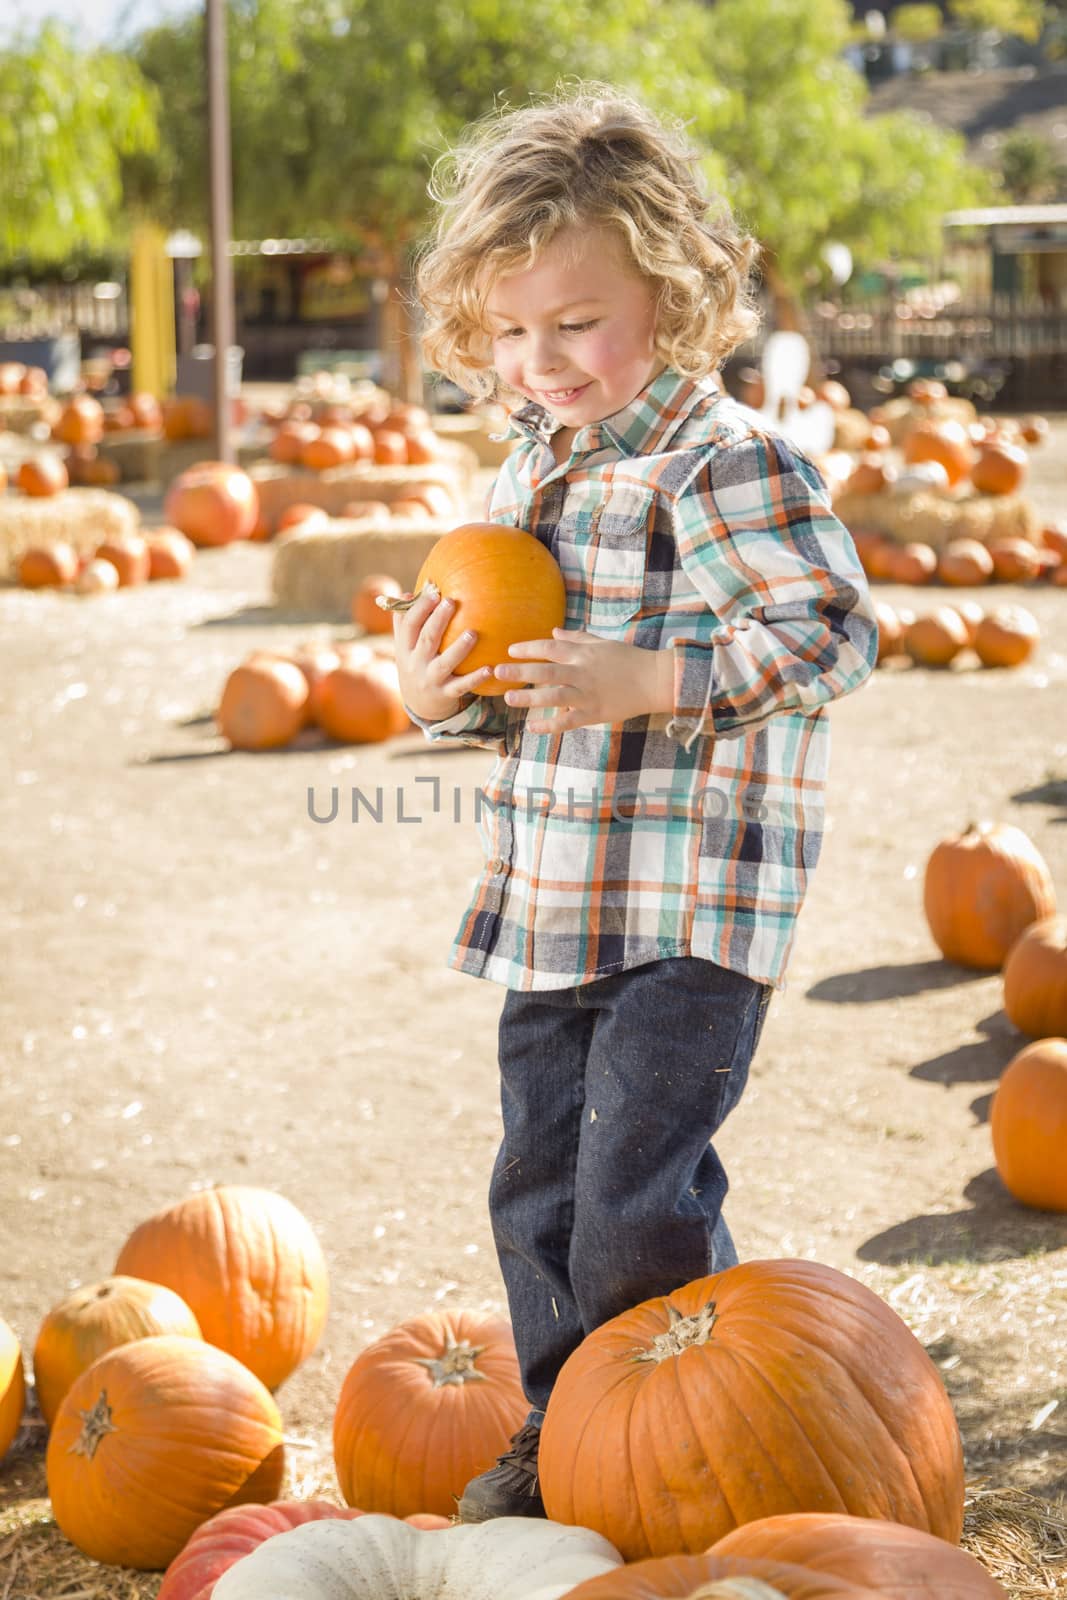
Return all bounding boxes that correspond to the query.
[857,1167,1067,1266]
[1010,775,1067,825]
[806,958,990,1004]
[909,1010,1023,1090]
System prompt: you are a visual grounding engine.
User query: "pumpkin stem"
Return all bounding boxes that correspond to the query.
[413,1340,489,1387]
[376,583,440,616]
[631,1299,719,1363]
[69,1390,117,1459]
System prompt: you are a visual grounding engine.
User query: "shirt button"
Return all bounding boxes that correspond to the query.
[488,858,506,874]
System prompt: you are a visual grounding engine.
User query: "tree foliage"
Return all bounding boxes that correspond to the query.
[948,0,1048,40]
[0,22,158,266]
[997,128,1067,199]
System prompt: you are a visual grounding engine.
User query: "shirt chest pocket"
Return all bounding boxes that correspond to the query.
[555,482,654,631]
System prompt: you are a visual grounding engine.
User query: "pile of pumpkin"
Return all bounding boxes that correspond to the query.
[256,477,459,543]
[923,820,1067,1213]
[260,376,453,475]
[17,528,195,595]
[874,597,1041,670]
[0,1183,1013,1597]
[854,524,1067,591]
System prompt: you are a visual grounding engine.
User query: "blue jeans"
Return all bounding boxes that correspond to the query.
[489,956,772,1419]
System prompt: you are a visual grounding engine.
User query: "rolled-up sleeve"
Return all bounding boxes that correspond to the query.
[664,431,877,751]
[405,695,509,751]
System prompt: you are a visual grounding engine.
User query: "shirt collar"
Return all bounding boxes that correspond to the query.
[501,367,722,458]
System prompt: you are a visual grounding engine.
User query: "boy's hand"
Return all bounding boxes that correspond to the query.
[496,630,674,735]
[392,584,494,722]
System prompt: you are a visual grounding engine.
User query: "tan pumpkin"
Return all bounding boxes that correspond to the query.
[1002,916,1067,1039]
[538,1260,964,1561]
[902,607,968,667]
[333,1310,528,1518]
[75,558,120,595]
[353,573,403,633]
[986,537,1041,584]
[973,605,1040,668]
[0,1315,25,1462]
[937,539,992,587]
[33,1275,202,1426]
[217,658,310,751]
[114,1185,329,1389]
[990,1038,1067,1212]
[313,656,410,743]
[922,821,1056,971]
[95,534,151,587]
[18,543,79,589]
[46,1335,284,1569]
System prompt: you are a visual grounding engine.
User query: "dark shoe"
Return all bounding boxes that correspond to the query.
[456,1421,546,1522]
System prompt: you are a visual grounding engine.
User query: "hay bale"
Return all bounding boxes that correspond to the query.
[432,412,519,467]
[834,488,1041,550]
[0,396,59,436]
[874,395,977,447]
[98,430,165,484]
[0,489,141,578]
[271,516,443,616]
[833,407,876,453]
[250,458,472,531]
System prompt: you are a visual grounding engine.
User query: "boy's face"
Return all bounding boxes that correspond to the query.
[485,223,664,428]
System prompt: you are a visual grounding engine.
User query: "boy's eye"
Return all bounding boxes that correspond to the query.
[561,320,598,333]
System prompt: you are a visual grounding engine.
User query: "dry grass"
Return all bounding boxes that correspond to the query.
[0,490,141,579]
[271,516,445,615]
[248,443,478,532]
[832,485,1041,549]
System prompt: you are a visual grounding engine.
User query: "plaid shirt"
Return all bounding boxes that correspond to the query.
[414,367,876,992]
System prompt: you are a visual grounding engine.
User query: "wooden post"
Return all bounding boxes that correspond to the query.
[206,0,236,461]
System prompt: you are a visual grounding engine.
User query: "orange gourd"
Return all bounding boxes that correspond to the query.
[902,419,972,488]
[937,539,993,587]
[922,821,1056,971]
[1002,916,1067,1039]
[114,1185,329,1389]
[18,543,79,589]
[313,656,410,742]
[217,659,310,751]
[903,607,968,667]
[971,440,1028,496]
[973,604,1040,668]
[32,1275,202,1427]
[46,1335,284,1569]
[0,1315,25,1462]
[990,1038,1067,1211]
[388,522,567,695]
[16,454,68,497]
[333,1310,528,1518]
[538,1259,965,1562]
[164,462,259,546]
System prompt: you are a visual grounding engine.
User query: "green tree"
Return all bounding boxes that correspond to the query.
[948,0,1047,40]
[997,128,1067,199]
[0,22,158,265]
[893,4,945,42]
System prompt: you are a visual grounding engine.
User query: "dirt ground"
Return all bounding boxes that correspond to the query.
[2,414,1066,1567]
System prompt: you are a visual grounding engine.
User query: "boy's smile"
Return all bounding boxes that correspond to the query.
[485,224,664,429]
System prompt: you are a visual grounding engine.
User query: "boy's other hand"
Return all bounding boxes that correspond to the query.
[497,630,674,734]
[393,584,494,722]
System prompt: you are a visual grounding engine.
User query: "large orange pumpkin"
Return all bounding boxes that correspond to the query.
[157,1500,450,1600]
[332,1309,528,1518]
[313,656,411,742]
[113,1185,329,1390]
[33,1275,202,1427]
[217,658,310,751]
[565,1513,1006,1598]
[1002,916,1067,1039]
[0,1315,25,1462]
[973,604,1040,668]
[387,522,567,695]
[990,1038,1067,1212]
[163,461,259,546]
[538,1259,965,1562]
[46,1335,284,1569]
[922,821,1055,971]
[902,419,972,488]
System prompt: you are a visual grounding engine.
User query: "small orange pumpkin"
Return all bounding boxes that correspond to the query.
[937,538,993,587]
[1002,916,1067,1040]
[0,1316,25,1463]
[17,454,68,497]
[971,439,1028,496]
[301,427,357,471]
[147,529,196,581]
[46,1335,285,1569]
[33,1276,202,1427]
[986,537,1041,583]
[372,428,409,465]
[277,502,330,534]
[990,1038,1067,1212]
[217,659,309,751]
[949,599,984,647]
[164,462,259,547]
[873,601,902,663]
[973,604,1040,668]
[902,419,972,488]
[352,573,403,634]
[18,543,79,589]
[844,454,894,497]
[313,656,410,742]
[1041,523,1067,561]
[52,395,105,446]
[903,607,968,667]
[269,421,318,464]
[886,541,937,585]
[95,534,151,587]
[923,821,1056,971]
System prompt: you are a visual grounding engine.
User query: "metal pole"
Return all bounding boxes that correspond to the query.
[206,0,235,462]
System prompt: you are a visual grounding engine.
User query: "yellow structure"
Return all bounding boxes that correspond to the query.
[130,223,176,398]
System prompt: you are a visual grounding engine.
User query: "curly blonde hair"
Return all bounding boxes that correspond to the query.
[415,82,760,403]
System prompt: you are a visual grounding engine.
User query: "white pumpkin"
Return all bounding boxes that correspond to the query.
[212,1514,622,1600]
